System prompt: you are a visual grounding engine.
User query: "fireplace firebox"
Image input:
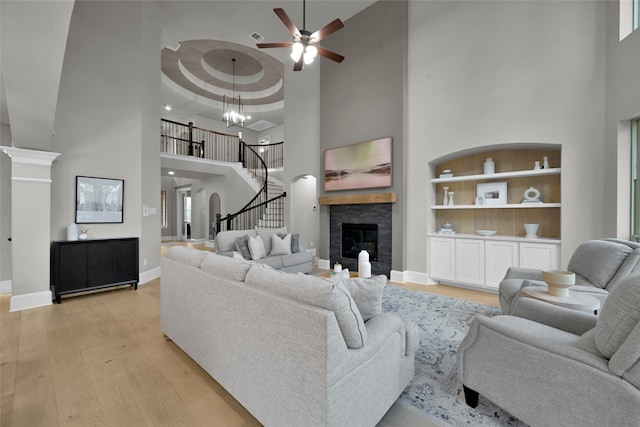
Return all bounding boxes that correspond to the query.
[341,223,378,261]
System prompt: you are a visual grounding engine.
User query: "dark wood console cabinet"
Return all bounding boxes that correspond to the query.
[51,237,139,303]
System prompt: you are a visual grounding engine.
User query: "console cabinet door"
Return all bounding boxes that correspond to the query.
[429,237,456,281]
[455,239,485,286]
[485,240,519,289]
[519,242,559,270]
[56,243,89,292]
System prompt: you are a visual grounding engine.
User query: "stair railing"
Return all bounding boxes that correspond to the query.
[161,119,286,232]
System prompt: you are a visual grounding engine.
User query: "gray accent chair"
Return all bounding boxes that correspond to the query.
[457,274,640,426]
[499,238,640,314]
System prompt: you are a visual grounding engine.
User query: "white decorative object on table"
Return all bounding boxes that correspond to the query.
[439,169,453,178]
[442,187,449,205]
[484,158,495,174]
[447,192,455,206]
[542,269,576,297]
[523,223,539,238]
[358,250,371,278]
[476,230,497,236]
[67,223,79,241]
[475,195,484,205]
[543,156,550,169]
[334,263,342,273]
[534,161,541,170]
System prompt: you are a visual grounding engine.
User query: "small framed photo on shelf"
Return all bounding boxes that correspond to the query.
[477,182,507,205]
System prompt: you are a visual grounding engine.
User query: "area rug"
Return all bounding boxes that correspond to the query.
[382,284,528,427]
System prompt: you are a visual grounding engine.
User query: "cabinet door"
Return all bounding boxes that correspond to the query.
[485,240,519,288]
[519,242,559,270]
[455,239,485,286]
[57,243,89,292]
[113,239,138,283]
[429,237,455,281]
[89,242,115,286]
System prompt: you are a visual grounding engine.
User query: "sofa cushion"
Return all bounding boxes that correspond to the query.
[166,246,209,267]
[235,235,252,260]
[255,256,284,269]
[332,275,387,321]
[256,227,287,255]
[270,233,292,256]
[245,264,367,349]
[567,240,633,289]
[278,232,301,253]
[595,274,640,358]
[201,253,253,282]
[215,229,257,253]
[248,235,267,260]
[281,251,313,267]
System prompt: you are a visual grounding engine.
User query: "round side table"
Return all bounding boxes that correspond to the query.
[521,287,601,313]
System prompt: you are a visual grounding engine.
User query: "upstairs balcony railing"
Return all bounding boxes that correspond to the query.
[160,119,286,232]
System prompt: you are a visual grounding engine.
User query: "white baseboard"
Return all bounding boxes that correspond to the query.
[390,270,436,285]
[139,266,161,284]
[0,279,12,294]
[10,290,53,312]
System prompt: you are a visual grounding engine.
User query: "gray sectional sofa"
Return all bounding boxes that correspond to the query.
[161,246,418,427]
[214,228,313,273]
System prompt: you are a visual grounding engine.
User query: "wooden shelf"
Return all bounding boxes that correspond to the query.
[432,203,561,210]
[318,192,397,205]
[431,168,560,183]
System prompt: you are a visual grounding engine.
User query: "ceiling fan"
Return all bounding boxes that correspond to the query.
[256,0,345,71]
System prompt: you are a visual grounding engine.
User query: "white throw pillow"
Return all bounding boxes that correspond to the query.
[332,275,387,321]
[248,235,267,260]
[270,233,292,256]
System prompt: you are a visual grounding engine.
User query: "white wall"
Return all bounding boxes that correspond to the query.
[0,124,11,285]
[51,1,161,278]
[290,175,318,251]
[604,2,640,238]
[406,0,608,273]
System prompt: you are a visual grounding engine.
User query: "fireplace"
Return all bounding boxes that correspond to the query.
[342,223,378,261]
[330,203,392,276]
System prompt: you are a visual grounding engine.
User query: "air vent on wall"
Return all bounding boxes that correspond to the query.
[250,32,264,42]
[165,42,181,52]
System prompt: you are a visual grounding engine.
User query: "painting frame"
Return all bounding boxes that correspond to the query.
[477,182,508,205]
[323,137,392,191]
[75,175,124,224]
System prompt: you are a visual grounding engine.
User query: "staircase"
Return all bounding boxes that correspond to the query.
[160,119,286,232]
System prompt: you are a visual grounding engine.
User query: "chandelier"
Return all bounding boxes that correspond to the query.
[222,58,245,128]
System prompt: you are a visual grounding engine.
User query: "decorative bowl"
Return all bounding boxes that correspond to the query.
[542,269,576,297]
[476,230,497,236]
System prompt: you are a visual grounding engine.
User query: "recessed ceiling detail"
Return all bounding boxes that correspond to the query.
[161,40,284,116]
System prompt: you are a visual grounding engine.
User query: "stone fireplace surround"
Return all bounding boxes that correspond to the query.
[329,203,392,276]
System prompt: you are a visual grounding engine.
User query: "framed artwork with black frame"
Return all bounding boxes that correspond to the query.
[75,175,124,224]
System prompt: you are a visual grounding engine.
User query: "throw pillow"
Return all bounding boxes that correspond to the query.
[235,235,252,260]
[270,233,292,256]
[248,235,267,260]
[332,275,387,321]
[278,232,301,253]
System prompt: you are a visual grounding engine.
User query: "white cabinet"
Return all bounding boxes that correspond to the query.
[455,239,485,286]
[485,240,519,288]
[519,242,559,270]
[428,234,560,291]
[428,237,456,281]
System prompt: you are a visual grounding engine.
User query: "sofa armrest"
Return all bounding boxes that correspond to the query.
[511,297,597,335]
[503,267,544,281]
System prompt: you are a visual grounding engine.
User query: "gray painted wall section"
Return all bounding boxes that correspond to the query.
[319,1,408,272]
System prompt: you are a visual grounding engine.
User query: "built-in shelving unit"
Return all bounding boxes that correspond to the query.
[430,148,561,238]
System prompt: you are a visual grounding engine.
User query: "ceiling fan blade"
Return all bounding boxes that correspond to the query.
[274,8,300,37]
[310,18,344,42]
[257,42,293,49]
[316,46,345,63]
[293,56,304,71]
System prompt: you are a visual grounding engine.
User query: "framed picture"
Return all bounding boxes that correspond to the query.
[76,176,124,224]
[324,137,392,191]
[477,182,508,205]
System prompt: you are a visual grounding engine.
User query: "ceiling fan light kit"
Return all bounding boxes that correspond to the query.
[257,0,345,71]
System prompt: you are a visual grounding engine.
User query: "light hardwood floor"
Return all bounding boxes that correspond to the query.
[1,245,498,427]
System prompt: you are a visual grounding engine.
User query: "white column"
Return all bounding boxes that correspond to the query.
[1,147,60,311]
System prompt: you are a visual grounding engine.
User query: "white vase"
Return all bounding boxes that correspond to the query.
[442,187,449,205]
[447,192,455,206]
[523,223,539,239]
[358,250,371,278]
[543,156,550,169]
[67,224,79,241]
[484,158,495,174]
